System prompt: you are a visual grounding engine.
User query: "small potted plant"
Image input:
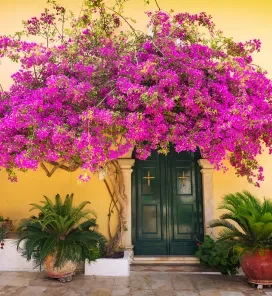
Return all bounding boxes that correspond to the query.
[0,214,13,232]
[17,193,106,282]
[209,191,272,287]
[0,214,13,250]
[196,235,239,275]
[0,226,7,250]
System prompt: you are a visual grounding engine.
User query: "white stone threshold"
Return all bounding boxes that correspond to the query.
[133,255,200,265]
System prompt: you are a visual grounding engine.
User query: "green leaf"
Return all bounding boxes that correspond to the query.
[220,258,227,266]
[231,256,238,264]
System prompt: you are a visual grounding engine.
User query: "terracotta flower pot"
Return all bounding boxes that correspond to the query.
[44,254,77,282]
[240,249,272,285]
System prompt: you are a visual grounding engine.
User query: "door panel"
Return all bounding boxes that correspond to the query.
[169,152,200,255]
[132,149,203,256]
[142,205,158,234]
[133,152,167,255]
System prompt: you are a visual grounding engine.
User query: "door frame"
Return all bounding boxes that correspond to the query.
[117,155,215,260]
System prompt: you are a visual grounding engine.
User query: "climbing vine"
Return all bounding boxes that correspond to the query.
[103,160,128,255]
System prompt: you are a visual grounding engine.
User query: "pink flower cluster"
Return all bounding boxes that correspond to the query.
[0,4,271,185]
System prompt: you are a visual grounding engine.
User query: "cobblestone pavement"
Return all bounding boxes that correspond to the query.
[0,270,272,296]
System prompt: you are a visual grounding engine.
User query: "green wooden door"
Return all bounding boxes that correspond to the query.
[132,149,204,255]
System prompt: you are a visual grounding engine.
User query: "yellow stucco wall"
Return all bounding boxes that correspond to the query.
[0,0,272,232]
[0,167,118,238]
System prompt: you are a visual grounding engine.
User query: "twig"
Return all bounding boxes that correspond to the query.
[52,24,63,41]
[96,87,116,107]
[45,22,50,48]
[104,178,122,228]
[41,161,82,177]
[61,9,66,42]
[33,65,38,80]
[151,40,164,56]
[104,5,138,39]
[149,17,164,56]
[46,33,49,48]
[107,199,114,240]
[78,1,84,18]
[216,40,229,51]
[54,162,81,172]
[99,7,111,37]
[103,175,123,254]
[154,0,161,11]
[40,162,59,177]
[167,23,181,39]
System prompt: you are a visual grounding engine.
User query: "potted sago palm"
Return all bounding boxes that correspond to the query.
[209,191,272,288]
[17,193,106,282]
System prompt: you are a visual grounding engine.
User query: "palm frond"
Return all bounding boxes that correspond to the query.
[43,196,55,211]
[208,219,245,236]
[209,191,272,253]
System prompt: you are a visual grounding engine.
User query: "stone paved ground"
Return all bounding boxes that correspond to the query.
[0,270,272,296]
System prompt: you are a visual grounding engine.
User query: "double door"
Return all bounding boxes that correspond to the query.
[132,149,204,255]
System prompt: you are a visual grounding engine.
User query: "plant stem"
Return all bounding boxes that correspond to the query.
[96,87,116,107]
[33,65,38,80]
[154,0,161,11]
[107,199,113,240]
[61,11,65,42]
[104,5,138,39]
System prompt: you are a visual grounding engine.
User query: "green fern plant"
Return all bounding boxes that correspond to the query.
[17,193,106,268]
[196,235,239,275]
[209,191,272,255]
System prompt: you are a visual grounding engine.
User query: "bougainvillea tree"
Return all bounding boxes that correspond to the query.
[0,0,272,187]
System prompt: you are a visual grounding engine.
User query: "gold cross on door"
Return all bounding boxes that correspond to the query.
[143,171,155,186]
[178,171,189,186]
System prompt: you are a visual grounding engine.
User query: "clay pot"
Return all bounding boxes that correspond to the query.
[240,249,272,285]
[44,254,77,282]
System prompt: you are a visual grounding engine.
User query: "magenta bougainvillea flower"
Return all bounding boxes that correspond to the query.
[0,0,271,185]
